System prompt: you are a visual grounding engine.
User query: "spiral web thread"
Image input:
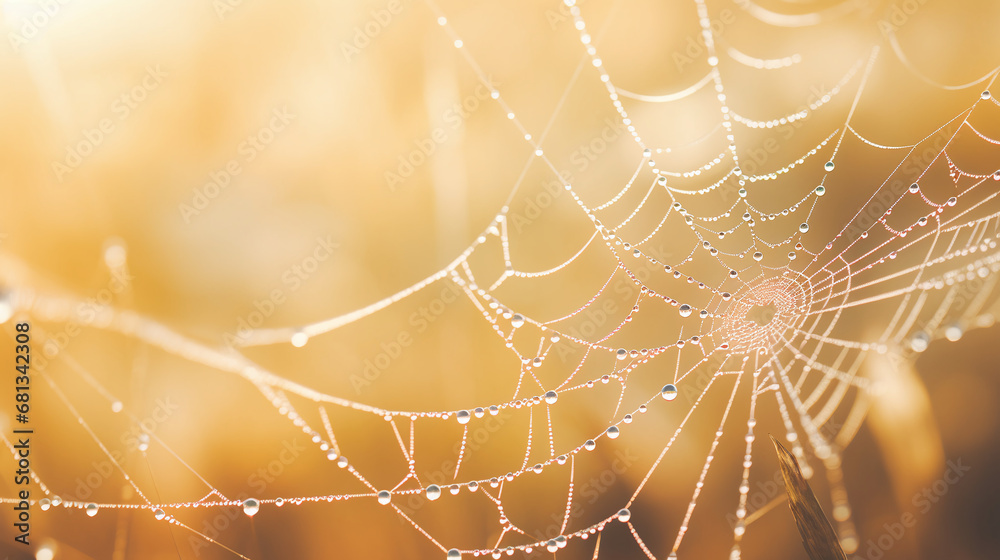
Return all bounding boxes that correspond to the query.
[3,0,1000,559]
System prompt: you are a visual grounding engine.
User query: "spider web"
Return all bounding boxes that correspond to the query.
[2,0,1000,559]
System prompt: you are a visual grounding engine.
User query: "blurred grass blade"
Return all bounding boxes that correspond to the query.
[770,435,848,560]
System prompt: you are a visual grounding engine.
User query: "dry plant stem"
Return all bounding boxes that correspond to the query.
[771,435,847,560]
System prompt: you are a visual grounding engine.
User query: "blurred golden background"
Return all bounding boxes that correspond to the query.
[0,0,999,559]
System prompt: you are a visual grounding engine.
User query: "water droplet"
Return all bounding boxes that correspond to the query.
[606,426,620,439]
[909,183,920,194]
[154,508,165,520]
[447,549,462,559]
[738,188,747,198]
[617,508,631,522]
[337,456,349,468]
[661,384,678,400]
[39,498,50,511]
[488,405,500,416]
[544,390,558,404]
[290,331,309,348]
[51,496,62,507]
[679,304,693,318]
[103,239,128,269]
[547,540,559,553]
[456,410,471,424]
[243,498,259,516]
[584,439,596,451]
[643,148,652,158]
[511,314,525,328]
[111,401,123,413]
[910,332,929,353]
[947,196,957,207]
[788,251,797,260]
[824,161,835,171]
[616,348,628,360]
[36,545,54,560]
[474,407,485,418]
[982,90,992,100]
[814,185,825,196]
[137,433,150,452]
[377,490,391,505]
[86,503,99,517]
[945,323,963,342]
[752,251,763,262]
[426,485,442,501]
[275,498,284,507]
[327,449,338,460]
[799,223,809,233]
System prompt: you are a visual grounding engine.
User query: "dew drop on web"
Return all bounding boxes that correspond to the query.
[242,498,259,517]
[661,384,678,400]
[510,313,525,328]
